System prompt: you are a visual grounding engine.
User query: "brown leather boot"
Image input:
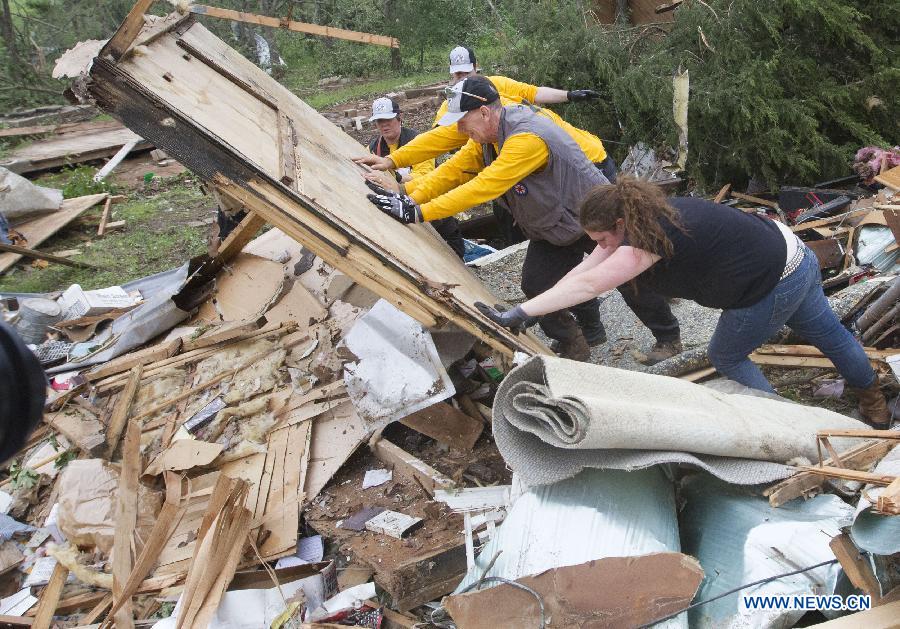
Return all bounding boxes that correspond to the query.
[556,331,591,362]
[853,381,891,428]
[639,340,683,366]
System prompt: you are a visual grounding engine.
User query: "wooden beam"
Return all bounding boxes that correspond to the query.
[213,211,266,266]
[97,196,113,236]
[369,432,455,496]
[31,563,69,629]
[730,191,778,208]
[817,429,900,440]
[111,418,141,628]
[766,438,896,507]
[0,616,33,626]
[829,534,882,602]
[0,243,98,269]
[105,0,157,60]
[712,183,731,204]
[189,4,399,48]
[796,465,896,486]
[757,344,897,361]
[105,364,143,457]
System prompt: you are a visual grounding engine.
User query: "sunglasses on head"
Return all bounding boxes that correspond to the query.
[444,85,488,102]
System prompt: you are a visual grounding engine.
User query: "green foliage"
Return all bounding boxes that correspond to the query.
[53,449,76,470]
[499,0,900,189]
[57,165,116,199]
[7,461,38,490]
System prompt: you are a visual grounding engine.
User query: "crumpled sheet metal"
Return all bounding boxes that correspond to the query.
[851,444,900,556]
[454,466,687,627]
[680,473,854,628]
[493,356,866,487]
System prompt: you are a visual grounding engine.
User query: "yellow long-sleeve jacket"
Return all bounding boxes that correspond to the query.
[392,76,607,199]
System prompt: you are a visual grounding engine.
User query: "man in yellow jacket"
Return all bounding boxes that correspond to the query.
[367,96,464,258]
[364,77,680,362]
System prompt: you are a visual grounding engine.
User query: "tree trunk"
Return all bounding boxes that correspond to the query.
[0,0,22,78]
[615,0,630,25]
[383,0,400,70]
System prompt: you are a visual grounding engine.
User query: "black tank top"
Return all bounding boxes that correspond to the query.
[630,197,787,309]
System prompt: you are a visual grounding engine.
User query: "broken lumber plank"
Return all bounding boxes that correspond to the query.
[369,431,455,496]
[31,562,69,629]
[86,337,182,382]
[0,616,33,626]
[94,137,140,182]
[0,193,108,273]
[817,429,900,440]
[400,402,483,451]
[757,344,897,360]
[211,209,266,266]
[104,0,157,59]
[712,183,731,204]
[111,419,141,628]
[680,366,717,382]
[105,364,143,457]
[181,316,267,351]
[875,476,900,515]
[0,124,57,138]
[765,438,896,507]
[829,534,883,602]
[796,465,896,485]
[80,594,112,625]
[0,243,98,269]
[98,196,113,236]
[874,165,900,191]
[189,4,399,48]
[730,191,778,208]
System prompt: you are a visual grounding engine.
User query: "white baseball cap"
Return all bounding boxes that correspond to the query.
[448,46,476,73]
[369,97,400,121]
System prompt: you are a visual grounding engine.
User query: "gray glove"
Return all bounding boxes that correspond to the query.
[475,302,537,334]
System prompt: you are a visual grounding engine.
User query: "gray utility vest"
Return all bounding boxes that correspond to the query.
[485,105,609,246]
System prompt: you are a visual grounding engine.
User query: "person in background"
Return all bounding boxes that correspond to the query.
[475,177,891,428]
[367,96,464,258]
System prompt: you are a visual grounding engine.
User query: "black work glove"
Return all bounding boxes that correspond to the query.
[365,180,422,224]
[475,302,537,334]
[567,89,600,102]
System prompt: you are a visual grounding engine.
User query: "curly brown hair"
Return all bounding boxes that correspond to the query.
[579,177,684,258]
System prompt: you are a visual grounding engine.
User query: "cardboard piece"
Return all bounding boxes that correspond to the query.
[143,439,224,476]
[443,553,704,629]
[57,459,162,553]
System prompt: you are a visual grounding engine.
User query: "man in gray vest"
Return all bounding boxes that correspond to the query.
[365,76,681,362]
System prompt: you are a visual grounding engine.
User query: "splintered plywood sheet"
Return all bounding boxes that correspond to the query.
[88,17,547,357]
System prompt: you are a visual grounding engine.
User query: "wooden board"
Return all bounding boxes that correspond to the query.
[0,193,108,273]
[88,16,548,358]
[0,125,149,174]
[874,165,900,191]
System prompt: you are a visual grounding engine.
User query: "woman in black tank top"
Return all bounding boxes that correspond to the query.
[476,178,890,427]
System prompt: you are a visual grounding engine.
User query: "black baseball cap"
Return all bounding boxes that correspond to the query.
[438,76,500,126]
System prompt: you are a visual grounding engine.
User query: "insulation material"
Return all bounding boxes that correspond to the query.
[0,166,63,223]
[342,299,454,426]
[679,474,853,628]
[455,468,681,607]
[224,348,286,403]
[850,444,900,556]
[56,459,162,553]
[493,356,866,486]
[194,337,278,383]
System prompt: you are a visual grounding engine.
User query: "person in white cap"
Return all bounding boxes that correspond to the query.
[367,96,464,258]
[363,76,680,363]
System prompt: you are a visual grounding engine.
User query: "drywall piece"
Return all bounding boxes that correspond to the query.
[679,473,853,628]
[493,356,865,487]
[87,15,547,357]
[434,486,511,513]
[364,510,423,539]
[343,299,454,426]
[445,554,702,629]
[53,39,106,78]
[303,400,369,502]
[851,444,900,555]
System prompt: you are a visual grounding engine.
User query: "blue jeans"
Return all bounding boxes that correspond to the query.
[708,246,876,393]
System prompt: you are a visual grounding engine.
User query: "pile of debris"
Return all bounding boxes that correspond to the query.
[0,4,898,628]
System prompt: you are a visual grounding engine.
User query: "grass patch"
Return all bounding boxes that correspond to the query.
[295,70,446,110]
[0,178,211,295]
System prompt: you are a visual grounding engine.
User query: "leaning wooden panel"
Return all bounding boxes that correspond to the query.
[87,13,547,357]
